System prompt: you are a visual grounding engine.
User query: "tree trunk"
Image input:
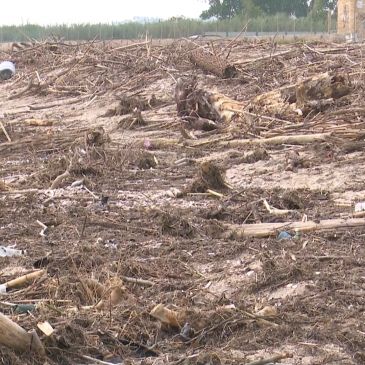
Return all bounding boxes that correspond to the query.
[190,48,237,78]
[0,313,45,355]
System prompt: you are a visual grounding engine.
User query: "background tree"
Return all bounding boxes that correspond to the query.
[252,0,310,17]
[241,0,262,18]
[200,0,243,20]
[309,0,337,21]
[200,0,337,20]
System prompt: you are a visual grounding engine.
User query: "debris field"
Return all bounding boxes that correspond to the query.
[1,36,365,365]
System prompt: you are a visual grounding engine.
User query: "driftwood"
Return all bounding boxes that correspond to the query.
[252,72,351,118]
[134,132,333,150]
[175,73,350,126]
[2,269,46,290]
[0,313,45,355]
[183,117,218,131]
[296,73,351,103]
[0,131,88,158]
[222,217,365,238]
[245,352,293,365]
[175,77,199,118]
[50,170,71,189]
[190,48,237,79]
[175,77,244,122]
[251,83,297,118]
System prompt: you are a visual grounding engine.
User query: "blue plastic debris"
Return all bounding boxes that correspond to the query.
[278,231,292,239]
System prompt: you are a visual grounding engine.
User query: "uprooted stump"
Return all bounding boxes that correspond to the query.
[118,109,147,129]
[190,48,237,79]
[188,161,227,193]
[161,213,196,237]
[85,127,110,146]
[251,72,352,118]
[296,73,351,115]
[175,77,244,122]
[175,77,199,118]
[103,95,158,117]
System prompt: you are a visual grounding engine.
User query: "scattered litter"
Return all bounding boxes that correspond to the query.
[255,306,278,317]
[180,322,192,339]
[278,232,292,239]
[0,246,25,257]
[37,321,54,336]
[355,202,365,212]
[12,304,35,314]
[165,187,183,198]
[0,61,15,80]
[150,303,180,327]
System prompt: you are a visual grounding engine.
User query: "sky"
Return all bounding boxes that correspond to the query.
[0,0,209,26]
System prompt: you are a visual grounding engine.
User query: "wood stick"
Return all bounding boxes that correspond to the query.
[0,313,45,355]
[82,355,117,365]
[223,217,365,238]
[244,352,293,365]
[120,275,155,286]
[207,189,224,198]
[0,121,11,142]
[235,49,297,65]
[7,79,35,100]
[3,269,46,289]
[134,133,333,150]
[36,220,48,236]
[219,133,333,146]
[110,41,150,52]
[28,94,90,110]
[243,311,278,327]
[50,170,70,189]
[263,199,292,215]
[0,189,40,195]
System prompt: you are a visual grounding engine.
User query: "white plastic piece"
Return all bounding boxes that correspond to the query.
[0,61,15,80]
[0,246,25,257]
[355,202,365,213]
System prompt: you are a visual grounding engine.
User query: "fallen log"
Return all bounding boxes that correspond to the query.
[222,217,365,238]
[174,77,245,122]
[0,313,45,355]
[190,48,237,79]
[134,132,333,149]
[219,132,333,147]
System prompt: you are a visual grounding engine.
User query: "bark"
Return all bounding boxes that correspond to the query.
[0,313,45,355]
[190,48,237,79]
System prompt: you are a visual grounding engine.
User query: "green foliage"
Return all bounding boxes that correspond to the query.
[0,14,337,43]
[311,0,327,21]
[253,0,309,17]
[201,0,243,20]
[200,0,338,19]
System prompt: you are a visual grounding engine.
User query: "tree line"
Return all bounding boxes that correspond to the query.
[201,0,338,20]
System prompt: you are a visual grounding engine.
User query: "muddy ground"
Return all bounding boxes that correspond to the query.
[1,37,365,365]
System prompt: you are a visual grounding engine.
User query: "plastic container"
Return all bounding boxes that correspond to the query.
[0,61,15,80]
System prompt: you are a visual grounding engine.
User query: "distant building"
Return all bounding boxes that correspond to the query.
[338,0,365,38]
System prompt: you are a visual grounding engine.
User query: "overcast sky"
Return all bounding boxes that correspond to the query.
[0,0,209,26]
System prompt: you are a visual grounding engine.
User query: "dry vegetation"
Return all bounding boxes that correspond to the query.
[1,36,365,365]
